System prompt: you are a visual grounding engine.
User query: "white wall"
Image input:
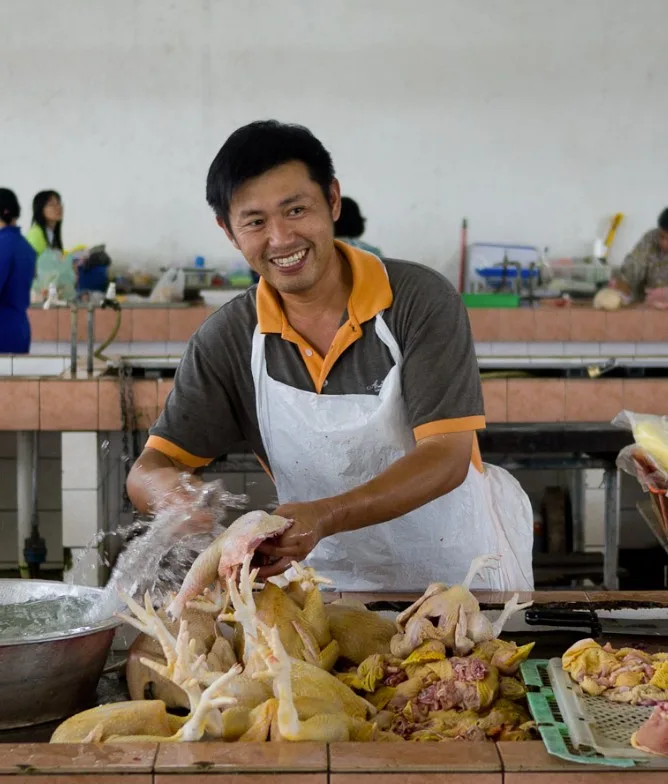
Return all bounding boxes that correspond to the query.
[2,0,667,279]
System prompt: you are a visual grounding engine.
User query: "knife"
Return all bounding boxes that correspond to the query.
[524,608,668,637]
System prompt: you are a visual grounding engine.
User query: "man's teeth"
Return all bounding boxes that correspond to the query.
[271,249,307,268]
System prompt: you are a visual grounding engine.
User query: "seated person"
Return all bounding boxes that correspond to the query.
[334,196,383,257]
[594,207,668,310]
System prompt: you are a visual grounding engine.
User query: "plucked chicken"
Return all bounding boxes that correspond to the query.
[51,544,538,745]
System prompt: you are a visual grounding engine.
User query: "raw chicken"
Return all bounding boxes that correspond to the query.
[391,555,533,657]
[249,564,339,670]
[631,703,668,756]
[562,639,668,705]
[167,511,292,618]
[326,602,396,664]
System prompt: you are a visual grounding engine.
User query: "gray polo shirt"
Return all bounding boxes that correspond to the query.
[147,242,485,472]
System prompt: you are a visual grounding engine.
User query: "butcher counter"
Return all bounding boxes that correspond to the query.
[1,590,668,781]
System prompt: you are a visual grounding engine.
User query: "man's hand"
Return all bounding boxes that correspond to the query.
[254,500,335,579]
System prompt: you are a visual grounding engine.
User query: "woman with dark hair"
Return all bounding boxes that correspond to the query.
[26,190,64,255]
[334,196,383,257]
[0,189,37,353]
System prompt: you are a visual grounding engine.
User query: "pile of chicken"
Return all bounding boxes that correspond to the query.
[562,638,668,757]
[562,638,668,705]
[51,511,537,744]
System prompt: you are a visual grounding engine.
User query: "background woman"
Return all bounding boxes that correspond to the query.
[0,189,37,353]
[26,190,64,256]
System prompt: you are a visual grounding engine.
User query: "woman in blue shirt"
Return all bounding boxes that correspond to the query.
[0,189,37,354]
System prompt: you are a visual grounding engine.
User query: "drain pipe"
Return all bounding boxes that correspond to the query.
[16,432,46,578]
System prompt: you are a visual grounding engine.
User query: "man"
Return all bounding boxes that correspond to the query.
[594,208,668,310]
[127,120,533,591]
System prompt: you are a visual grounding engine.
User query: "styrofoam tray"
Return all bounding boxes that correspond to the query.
[546,658,653,760]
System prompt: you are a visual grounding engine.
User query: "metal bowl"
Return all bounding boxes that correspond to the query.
[0,579,120,729]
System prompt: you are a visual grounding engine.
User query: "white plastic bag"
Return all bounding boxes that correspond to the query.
[469,463,535,591]
[149,267,185,303]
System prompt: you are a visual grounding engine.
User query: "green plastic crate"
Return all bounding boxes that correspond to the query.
[520,659,636,768]
[462,293,520,308]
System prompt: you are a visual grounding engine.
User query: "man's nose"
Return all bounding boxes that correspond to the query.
[266,217,295,246]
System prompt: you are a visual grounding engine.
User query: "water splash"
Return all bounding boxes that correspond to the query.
[1,479,249,640]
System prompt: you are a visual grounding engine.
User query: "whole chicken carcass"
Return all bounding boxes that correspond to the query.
[167,511,292,618]
[391,555,533,657]
[326,601,396,665]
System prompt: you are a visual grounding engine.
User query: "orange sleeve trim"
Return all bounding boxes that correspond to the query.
[413,415,486,441]
[146,435,213,469]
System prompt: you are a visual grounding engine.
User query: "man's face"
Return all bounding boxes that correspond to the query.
[221,161,341,295]
[658,228,668,255]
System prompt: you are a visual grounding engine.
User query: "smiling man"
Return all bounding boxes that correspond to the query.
[127,120,533,591]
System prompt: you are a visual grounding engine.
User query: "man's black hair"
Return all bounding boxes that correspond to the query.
[335,196,366,238]
[659,207,668,232]
[0,188,20,224]
[206,120,335,229]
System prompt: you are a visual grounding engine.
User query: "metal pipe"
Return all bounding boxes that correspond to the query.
[86,304,95,375]
[603,467,621,590]
[571,469,585,553]
[69,305,78,376]
[16,432,33,578]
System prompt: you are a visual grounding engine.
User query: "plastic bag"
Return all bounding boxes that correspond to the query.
[471,464,535,591]
[149,267,185,303]
[32,248,77,302]
[613,410,668,491]
[613,410,668,535]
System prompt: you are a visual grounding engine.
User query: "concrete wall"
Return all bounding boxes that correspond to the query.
[2,0,667,278]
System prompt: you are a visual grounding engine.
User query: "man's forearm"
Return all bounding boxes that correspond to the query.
[126,447,201,515]
[319,432,473,538]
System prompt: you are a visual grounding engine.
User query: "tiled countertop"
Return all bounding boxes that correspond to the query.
[1,739,667,781]
[25,304,668,344]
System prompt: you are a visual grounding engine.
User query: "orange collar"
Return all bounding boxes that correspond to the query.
[256,240,393,335]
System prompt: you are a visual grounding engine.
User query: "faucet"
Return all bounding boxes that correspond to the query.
[42,282,121,376]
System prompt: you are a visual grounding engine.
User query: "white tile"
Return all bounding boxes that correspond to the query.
[583,487,605,548]
[528,342,563,356]
[165,342,188,355]
[474,342,491,356]
[584,469,604,490]
[633,342,668,356]
[61,432,99,490]
[29,342,61,355]
[11,356,66,377]
[562,342,600,356]
[491,342,529,356]
[109,342,131,356]
[62,488,99,547]
[64,545,101,587]
[130,342,168,355]
[599,342,637,357]
[0,357,12,376]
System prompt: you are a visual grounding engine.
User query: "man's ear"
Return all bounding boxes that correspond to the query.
[217,216,239,249]
[329,178,342,222]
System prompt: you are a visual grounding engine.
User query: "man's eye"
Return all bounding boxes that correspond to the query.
[289,207,305,216]
[247,219,264,227]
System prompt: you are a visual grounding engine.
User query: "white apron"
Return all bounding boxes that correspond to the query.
[251,311,534,592]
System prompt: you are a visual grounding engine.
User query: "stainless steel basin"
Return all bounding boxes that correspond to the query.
[0,580,119,729]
